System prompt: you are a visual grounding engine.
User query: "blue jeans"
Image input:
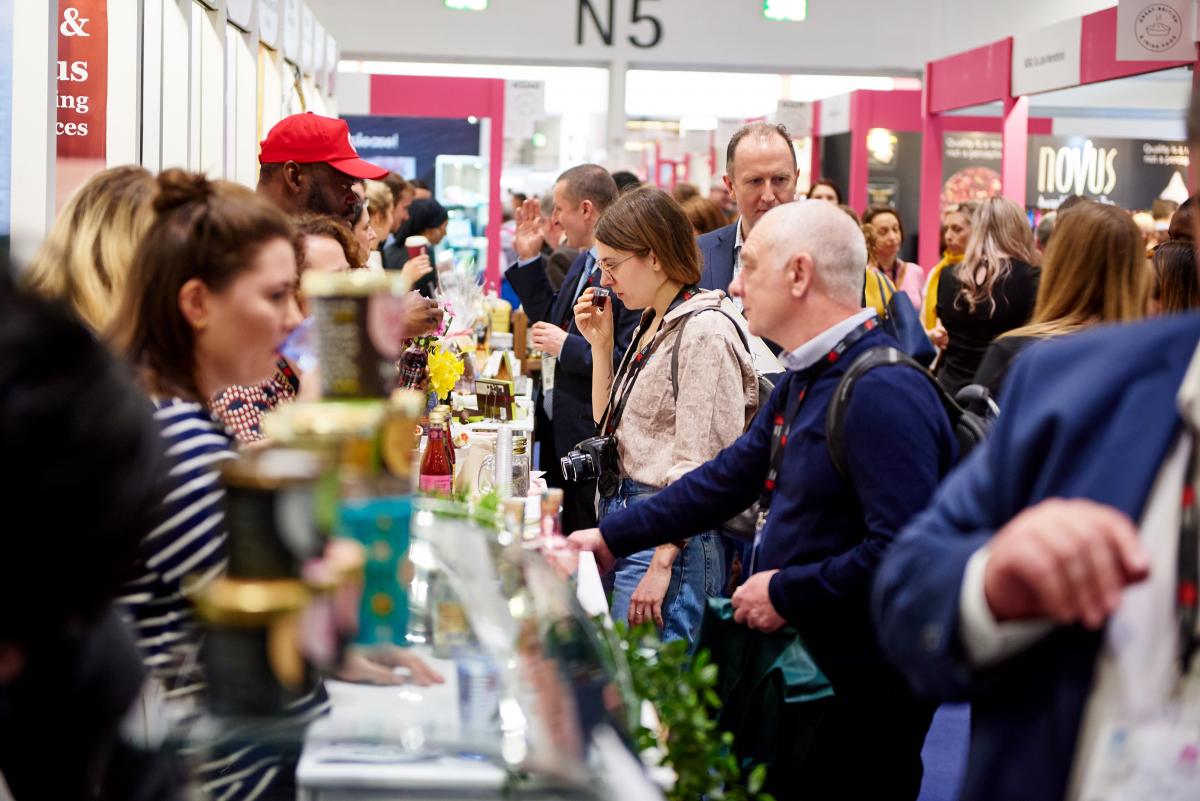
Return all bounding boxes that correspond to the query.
[600,478,726,649]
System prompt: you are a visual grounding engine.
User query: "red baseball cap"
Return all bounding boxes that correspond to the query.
[259,112,389,180]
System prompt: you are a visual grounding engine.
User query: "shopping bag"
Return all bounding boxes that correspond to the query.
[695,598,835,795]
[873,272,937,367]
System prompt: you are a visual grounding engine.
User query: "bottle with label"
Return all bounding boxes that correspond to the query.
[511,436,530,499]
[419,410,454,495]
[397,339,429,391]
[432,405,456,468]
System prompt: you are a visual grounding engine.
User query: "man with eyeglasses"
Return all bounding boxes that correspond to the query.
[508,164,639,532]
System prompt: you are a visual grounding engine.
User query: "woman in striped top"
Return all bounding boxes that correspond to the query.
[111,169,318,800]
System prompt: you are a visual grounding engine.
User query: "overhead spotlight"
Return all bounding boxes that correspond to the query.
[763,0,807,22]
[445,0,487,10]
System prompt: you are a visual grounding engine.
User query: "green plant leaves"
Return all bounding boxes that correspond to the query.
[614,621,769,801]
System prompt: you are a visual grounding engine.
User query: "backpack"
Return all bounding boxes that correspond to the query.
[670,307,774,538]
[670,307,775,413]
[825,346,995,479]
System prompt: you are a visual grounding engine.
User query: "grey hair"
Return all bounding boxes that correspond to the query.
[539,192,555,217]
[756,200,866,307]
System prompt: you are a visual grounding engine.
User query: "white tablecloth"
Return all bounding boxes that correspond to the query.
[297,557,610,800]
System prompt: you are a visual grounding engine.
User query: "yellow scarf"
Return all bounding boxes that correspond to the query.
[921,252,964,330]
[863,267,897,317]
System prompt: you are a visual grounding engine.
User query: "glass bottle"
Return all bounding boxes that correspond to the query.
[511,436,530,499]
[433,405,456,468]
[396,339,429,391]
[540,488,564,541]
[419,410,454,495]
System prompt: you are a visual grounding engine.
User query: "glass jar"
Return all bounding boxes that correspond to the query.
[511,436,530,498]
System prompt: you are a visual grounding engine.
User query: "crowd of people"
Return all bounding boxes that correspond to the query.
[3,88,1200,801]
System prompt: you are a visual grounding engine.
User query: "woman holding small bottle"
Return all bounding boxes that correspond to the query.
[572,187,758,647]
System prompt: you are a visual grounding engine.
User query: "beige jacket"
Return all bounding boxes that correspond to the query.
[611,290,759,488]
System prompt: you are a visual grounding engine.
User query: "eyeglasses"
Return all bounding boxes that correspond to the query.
[596,254,637,278]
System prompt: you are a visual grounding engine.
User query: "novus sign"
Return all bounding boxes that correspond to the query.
[1027,135,1191,210]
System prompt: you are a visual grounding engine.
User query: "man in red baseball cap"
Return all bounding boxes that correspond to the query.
[257,112,389,218]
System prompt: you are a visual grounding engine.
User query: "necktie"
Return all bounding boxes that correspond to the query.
[563,253,597,329]
[573,252,597,304]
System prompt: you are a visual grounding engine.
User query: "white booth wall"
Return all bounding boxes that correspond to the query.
[7,0,341,264]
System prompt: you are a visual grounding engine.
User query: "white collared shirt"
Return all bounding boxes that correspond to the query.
[778,309,878,373]
[731,218,745,311]
[957,340,1200,800]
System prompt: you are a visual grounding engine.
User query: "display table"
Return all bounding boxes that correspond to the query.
[297,554,610,800]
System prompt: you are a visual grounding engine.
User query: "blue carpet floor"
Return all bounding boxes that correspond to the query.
[917,703,970,801]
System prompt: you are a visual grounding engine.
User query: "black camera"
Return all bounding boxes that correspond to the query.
[560,436,620,497]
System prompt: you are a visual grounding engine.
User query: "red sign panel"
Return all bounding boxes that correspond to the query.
[56,0,107,158]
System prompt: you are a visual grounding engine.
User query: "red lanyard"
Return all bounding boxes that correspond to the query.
[757,318,878,514]
[1179,441,1199,676]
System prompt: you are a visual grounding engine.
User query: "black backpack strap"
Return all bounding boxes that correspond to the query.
[669,307,754,402]
[825,346,967,479]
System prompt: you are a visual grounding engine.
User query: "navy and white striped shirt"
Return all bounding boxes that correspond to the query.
[121,397,327,801]
[121,398,233,702]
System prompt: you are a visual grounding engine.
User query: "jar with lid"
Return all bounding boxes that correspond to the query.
[511,435,530,499]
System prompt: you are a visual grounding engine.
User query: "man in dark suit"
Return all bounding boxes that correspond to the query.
[570,201,956,799]
[698,122,800,296]
[872,311,1200,801]
[506,164,638,532]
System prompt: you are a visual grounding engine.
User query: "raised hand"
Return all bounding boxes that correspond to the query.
[514,197,546,261]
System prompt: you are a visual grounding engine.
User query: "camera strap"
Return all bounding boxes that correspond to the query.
[753,317,878,543]
[598,285,700,437]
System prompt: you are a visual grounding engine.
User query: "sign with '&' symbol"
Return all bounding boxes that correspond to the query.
[59,6,90,37]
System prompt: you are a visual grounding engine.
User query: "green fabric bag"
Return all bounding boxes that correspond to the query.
[696,598,835,795]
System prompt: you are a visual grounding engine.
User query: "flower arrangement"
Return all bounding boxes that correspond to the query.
[427,342,465,399]
[396,307,467,404]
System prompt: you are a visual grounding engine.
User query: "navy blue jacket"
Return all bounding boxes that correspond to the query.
[698,221,737,293]
[506,252,638,460]
[601,325,957,686]
[872,313,1200,801]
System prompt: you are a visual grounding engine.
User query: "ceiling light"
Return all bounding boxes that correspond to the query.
[764,0,807,22]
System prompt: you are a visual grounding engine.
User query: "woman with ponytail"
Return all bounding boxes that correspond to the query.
[111,169,313,800]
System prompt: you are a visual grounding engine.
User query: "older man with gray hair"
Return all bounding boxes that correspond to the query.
[569,200,956,799]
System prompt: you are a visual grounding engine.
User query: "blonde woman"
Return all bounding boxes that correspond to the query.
[973,200,1149,395]
[935,196,1040,395]
[364,179,394,248]
[22,165,156,331]
[923,202,978,339]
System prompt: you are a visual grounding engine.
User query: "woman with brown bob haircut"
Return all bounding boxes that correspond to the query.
[973,200,1150,395]
[571,187,759,647]
[110,169,322,800]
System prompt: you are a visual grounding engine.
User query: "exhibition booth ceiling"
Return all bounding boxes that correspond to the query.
[310,0,1114,75]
